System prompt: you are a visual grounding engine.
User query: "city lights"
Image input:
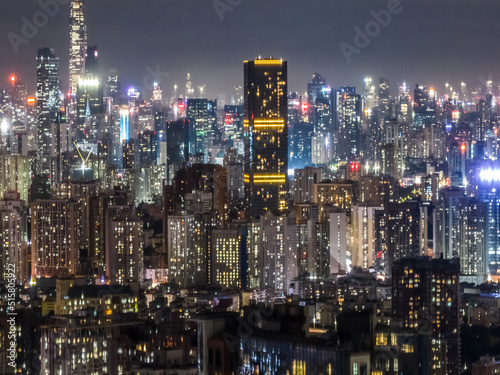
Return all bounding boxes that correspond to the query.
[0,2,498,374]
[479,168,500,183]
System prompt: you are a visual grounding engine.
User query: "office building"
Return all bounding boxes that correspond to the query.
[69,0,87,95]
[244,58,288,217]
[335,86,361,159]
[36,48,60,177]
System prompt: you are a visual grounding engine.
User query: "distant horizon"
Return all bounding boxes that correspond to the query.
[1,0,499,100]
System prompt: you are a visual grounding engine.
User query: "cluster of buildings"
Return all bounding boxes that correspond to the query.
[0,0,500,374]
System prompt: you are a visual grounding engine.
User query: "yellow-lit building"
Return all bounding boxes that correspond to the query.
[211,229,240,288]
[244,58,288,217]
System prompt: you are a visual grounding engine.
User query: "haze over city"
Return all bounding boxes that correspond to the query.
[1,0,499,97]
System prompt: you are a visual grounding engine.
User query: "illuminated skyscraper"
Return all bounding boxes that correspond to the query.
[224,104,244,146]
[69,0,87,95]
[434,188,488,285]
[105,75,121,100]
[186,99,217,161]
[334,86,361,160]
[351,204,384,269]
[378,77,390,117]
[76,46,103,140]
[36,48,60,177]
[244,58,288,217]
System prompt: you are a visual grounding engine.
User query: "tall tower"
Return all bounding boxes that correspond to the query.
[36,48,60,178]
[244,58,288,217]
[69,0,87,95]
[335,86,361,160]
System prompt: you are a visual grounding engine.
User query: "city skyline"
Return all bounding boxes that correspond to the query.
[1,0,500,99]
[1,1,500,374]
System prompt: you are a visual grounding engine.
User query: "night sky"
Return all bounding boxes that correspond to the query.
[0,0,499,99]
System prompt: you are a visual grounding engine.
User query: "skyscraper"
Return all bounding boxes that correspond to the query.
[186,99,217,161]
[69,0,87,95]
[434,187,488,285]
[378,77,390,117]
[76,46,103,140]
[335,86,361,160]
[36,48,60,178]
[244,58,288,217]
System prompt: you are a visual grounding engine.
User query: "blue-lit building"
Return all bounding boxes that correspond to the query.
[120,109,130,142]
[473,162,500,278]
[186,99,217,162]
[289,122,313,170]
[223,104,244,146]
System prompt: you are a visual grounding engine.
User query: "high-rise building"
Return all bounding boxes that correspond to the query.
[335,86,361,159]
[0,154,31,203]
[186,99,217,162]
[307,73,333,132]
[392,257,461,375]
[69,0,87,95]
[211,229,241,288]
[167,211,210,287]
[36,48,60,177]
[475,165,500,279]
[223,104,244,146]
[294,167,322,204]
[328,209,348,274]
[383,201,428,276]
[434,187,488,285]
[105,205,144,284]
[307,73,326,111]
[378,77,390,118]
[313,180,357,214]
[76,46,103,139]
[0,191,28,285]
[137,130,158,166]
[289,121,313,169]
[351,204,384,269]
[258,210,296,292]
[105,75,121,100]
[244,58,288,217]
[84,45,98,77]
[31,199,79,279]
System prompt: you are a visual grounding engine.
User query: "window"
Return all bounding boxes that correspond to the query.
[376,333,387,346]
[401,344,414,353]
[391,333,397,346]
